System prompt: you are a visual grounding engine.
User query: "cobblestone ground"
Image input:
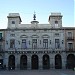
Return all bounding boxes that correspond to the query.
[0,69,75,75]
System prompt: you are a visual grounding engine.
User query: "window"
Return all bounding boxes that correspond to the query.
[55,21,58,27]
[68,43,73,50]
[32,39,37,49]
[55,33,59,37]
[12,21,15,24]
[68,32,72,38]
[55,21,58,24]
[0,33,2,39]
[43,39,48,49]
[10,34,15,37]
[21,39,27,49]
[10,39,15,48]
[55,39,60,49]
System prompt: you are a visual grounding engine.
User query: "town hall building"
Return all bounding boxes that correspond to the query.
[0,12,75,70]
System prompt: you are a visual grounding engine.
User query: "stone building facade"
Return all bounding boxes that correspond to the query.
[0,13,75,70]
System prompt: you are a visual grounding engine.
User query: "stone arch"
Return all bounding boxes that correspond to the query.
[67,54,75,69]
[31,54,38,69]
[55,54,62,69]
[20,55,27,70]
[43,54,50,69]
[8,55,15,70]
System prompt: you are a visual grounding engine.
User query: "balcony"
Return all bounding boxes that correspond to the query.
[7,48,52,51]
[5,48,66,54]
[55,48,62,51]
[67,48,73,51]
[6,47,64,51]
[65,48,75,53]
[67,37,74,41]
[69,48,73,51]
[8,48,16,51]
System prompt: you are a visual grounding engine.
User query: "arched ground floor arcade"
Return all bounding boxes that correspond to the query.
[2,52,75,70]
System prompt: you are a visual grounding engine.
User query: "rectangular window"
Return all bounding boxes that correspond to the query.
[10,34,15,37]
[21,39,27,49]
[68,32,72,38]
[68,43,73,50]
[55,39,60,49]
[32,39,37,49]
[12,21,15,24]
[55,33,59,37]
[0,33,2,39]
[43,39,48,49]
[10,39,15,48]
[55,21,58,27]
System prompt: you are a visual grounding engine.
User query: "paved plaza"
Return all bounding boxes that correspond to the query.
[0,69,75,75]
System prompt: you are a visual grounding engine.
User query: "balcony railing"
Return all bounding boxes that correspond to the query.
[69,48,73,51]
[8,48,53,51]
[5,48,66,54]
[5,48,64,53]
[66,48,74,51]
[67,37,74,40]
[64,48,75,53]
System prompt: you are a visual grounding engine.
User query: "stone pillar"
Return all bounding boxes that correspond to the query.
[62,58,66,69]
[62,53,66,69]
[15,54,17,70]
[50,54,55,69]
[39,54,42,70]
[27,55,31,70]
[4,53,8,70]
[15,54,20,70]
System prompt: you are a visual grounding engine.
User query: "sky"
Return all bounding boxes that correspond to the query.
[0,0,74,29]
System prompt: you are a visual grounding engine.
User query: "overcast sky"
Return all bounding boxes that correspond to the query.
[0,0,74,29]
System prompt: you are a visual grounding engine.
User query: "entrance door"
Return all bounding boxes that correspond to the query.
[43,54,50,69]
[8,55,15,70]
[55,54,62,69]
[20,55,27,70]
[31,55,38,69]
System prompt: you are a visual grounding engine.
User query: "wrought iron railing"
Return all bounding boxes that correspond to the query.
[67,37,74,40]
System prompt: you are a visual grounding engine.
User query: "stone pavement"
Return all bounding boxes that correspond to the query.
[0,69,75,75]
